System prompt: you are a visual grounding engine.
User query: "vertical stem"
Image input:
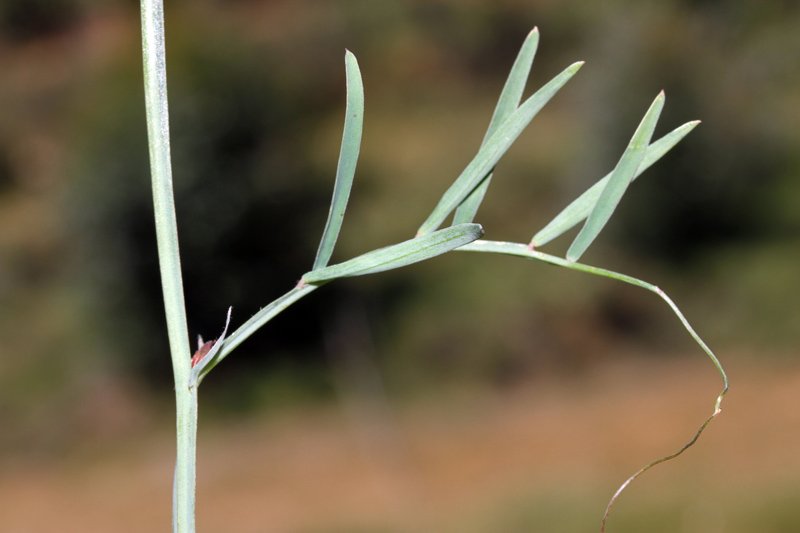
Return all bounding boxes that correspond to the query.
[173,386,197,532]
[140,1,196,531]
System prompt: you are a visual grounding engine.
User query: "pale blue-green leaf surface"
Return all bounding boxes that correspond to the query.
[303,223,483,283]
[566,92,665,261]
[531,120,699,248]
[313,50,364,270]
[417,61,584,236]
[453,28,539,224]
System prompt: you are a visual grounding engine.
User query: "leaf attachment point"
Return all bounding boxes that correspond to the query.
[189,306,232,386]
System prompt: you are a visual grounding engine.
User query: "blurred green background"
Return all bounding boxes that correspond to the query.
[1,0,798,531]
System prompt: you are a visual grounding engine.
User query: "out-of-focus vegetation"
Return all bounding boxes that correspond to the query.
[1,0,798,461]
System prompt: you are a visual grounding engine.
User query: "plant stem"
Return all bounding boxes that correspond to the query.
[140,0,196,531]
[460,240,728,389]
[459,239,728,530]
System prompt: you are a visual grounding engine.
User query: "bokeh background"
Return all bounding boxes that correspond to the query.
[1,0,799,531]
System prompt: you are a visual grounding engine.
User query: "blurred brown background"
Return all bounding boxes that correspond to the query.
[1,0,798,531]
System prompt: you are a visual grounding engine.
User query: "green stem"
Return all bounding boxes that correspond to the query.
[140,1,195,531]
[173,386,197,532]
[459,240,728,531]
[460,240,728,391]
